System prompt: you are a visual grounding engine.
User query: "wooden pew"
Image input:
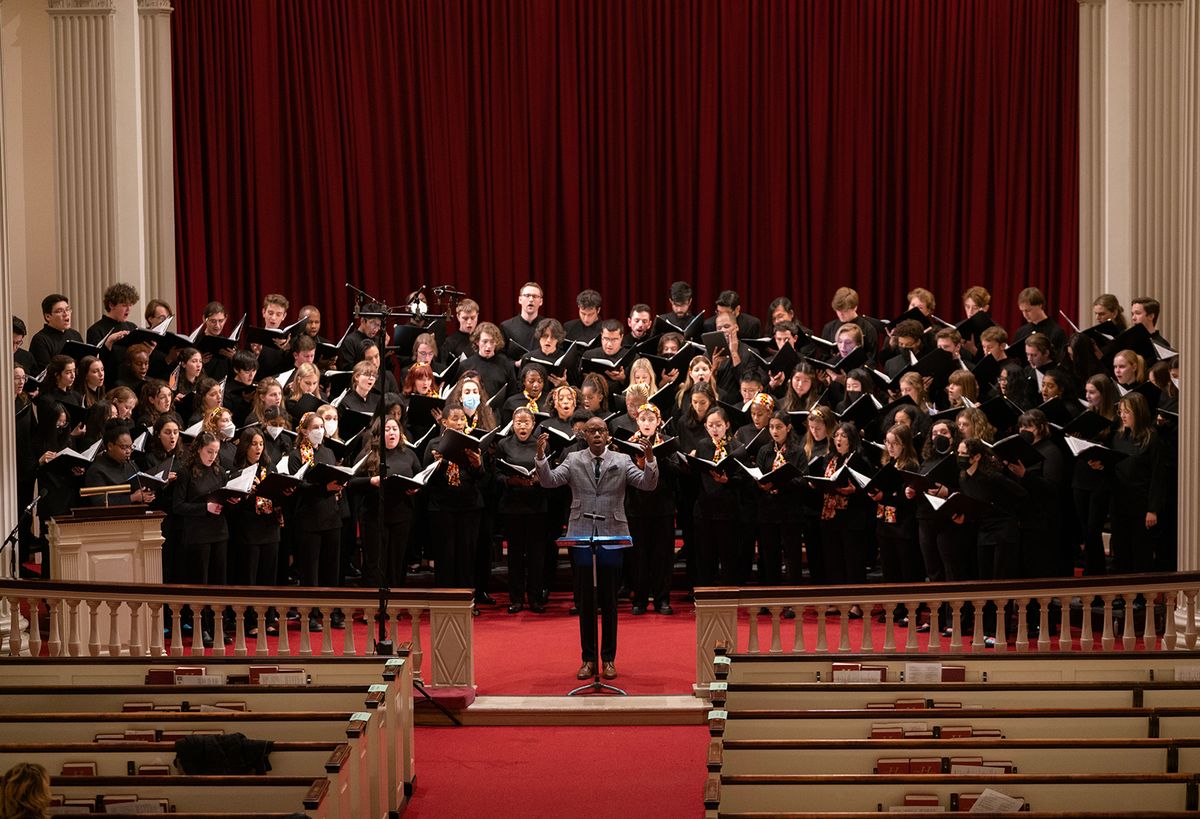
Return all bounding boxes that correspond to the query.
[0,654,415,815]
[710,680,1200,710]
[708,707,1200,741]
[704,772,1200,815]
[0,710,381,819]
[0,654,399,686]
[49,774,331,817]
[709,737,1200,776]
[710,648,1200,686]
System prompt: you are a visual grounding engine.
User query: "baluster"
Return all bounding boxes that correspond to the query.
[27,599,42,657]
[320,607,335,657]
[1141,590,1158,650]
[971,599,985,652]
[108,601,125,657]
[408,608,424,682]
[300,607,316,657]
[1080,594,1095,651]
[343,608,357,656]
[792,605,806,653]
[1101,595,1115,651]
[86,600,100,657]
[1183,591,1196,650]
[949,601,963,651]
[169,603,183,657]
[276,606,293,657]
[129,603,145,657]
[748,607,760,655]
[1014,598,1028,653]
[256,605,271,657]
[815,607,828,653]
[882,605,896,652]
[1122,593,1138,650]
[65,600,81,657]
[768,607,782,654]
[1164,591,1178,650]
[838,605,851,653]
[232,605,247,657]
[190,602,206,656]
[1037,597,1051,651]
[47,599,62,656]
[860,604,874,653]
[371,607,390,657]
[1058,596,1072,651]
[148,603,165,657]
[927,600,942,652]
[6,597,21,655]
[905,601,919,652]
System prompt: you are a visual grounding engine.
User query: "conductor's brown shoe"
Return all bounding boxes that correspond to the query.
[576,662,595,680]
[602,662,617,680]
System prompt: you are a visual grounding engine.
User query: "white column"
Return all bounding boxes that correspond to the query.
[1178,0,1200,575]
[48,0,122,323]
[137,0,174,308]
[47,0,174,327]
[0,26,24,653]
[1130,0,1185,339]
[1078,0,1109,324]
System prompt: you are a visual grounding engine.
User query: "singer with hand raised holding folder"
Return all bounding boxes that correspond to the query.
[534,416,658,681]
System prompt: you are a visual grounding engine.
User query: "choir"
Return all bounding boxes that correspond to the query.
[10,280,1180,639]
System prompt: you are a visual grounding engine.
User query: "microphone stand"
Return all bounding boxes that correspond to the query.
[5,493,44,579]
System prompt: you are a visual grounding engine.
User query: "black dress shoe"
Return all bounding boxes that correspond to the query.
[329,612,346,630]
[631,606,646,615]
[658,604,675,615]
[576,661,596,680]
[476,593,497,606]
[529,602,545,614]
[307,617,323,633]
[201,631,215,649]
[507,603,524,614]
[568,606,579,616]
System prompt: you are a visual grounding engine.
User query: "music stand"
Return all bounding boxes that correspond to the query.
[559,532,632,696]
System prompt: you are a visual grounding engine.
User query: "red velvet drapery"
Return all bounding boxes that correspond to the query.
[172,0,1078,334]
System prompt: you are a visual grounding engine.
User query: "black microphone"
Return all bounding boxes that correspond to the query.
[432,285,467,298]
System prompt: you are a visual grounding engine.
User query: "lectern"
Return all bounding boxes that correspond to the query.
[49,505,165,654]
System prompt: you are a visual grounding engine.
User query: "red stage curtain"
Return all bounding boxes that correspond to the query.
[171,0,1077,335]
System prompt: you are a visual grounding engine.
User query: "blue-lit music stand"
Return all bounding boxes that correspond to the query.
[559,532,632,696]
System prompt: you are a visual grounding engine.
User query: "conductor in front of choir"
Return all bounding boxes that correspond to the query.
[535,416,658,681]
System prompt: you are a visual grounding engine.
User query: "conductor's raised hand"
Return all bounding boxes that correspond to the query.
[641,436,655,462]
[536,433,549,460]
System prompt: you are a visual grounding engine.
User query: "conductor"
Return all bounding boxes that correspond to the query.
[535,416,658,681]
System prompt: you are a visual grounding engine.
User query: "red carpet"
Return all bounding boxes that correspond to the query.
[404,725,709,819]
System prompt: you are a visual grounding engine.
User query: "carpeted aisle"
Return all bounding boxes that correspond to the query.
[404,724,709,819]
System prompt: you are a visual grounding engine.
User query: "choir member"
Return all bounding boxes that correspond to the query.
[286,363,323,424]
[1112,349,1145,390]
[1015,287,1068,356]
[137,413,183,583]
[288,412,349,626]
[624,402,678,614]
[340,360,381,414]
[355,416,422,588]
[425,402,486,609]
[1109,393,1170,573]
[30,294,83,370]
[500,281,545,355]
[1073,373,1120,575]
[172,431,240,645]
[198,301,234,380]
[228,428,284,591]
[813,422,873,591]
[83,420,154,507]
[821,287,879,353]
[460,322,518,400]
[580,319,629,397]
[1092,293,1128,330]
[75,355,106,407]
[174,347,205,397]
[692,406,740,585]
[441,298,480,362]
[563,289,602,343]
[910,420,965,582]
[337,302,385,370]
[871,423,922,584]
[495,407,545,612]
[956,437,1026,580]
[755,410,806,592]
[1130,297,1170,347]
[136,379,173,430]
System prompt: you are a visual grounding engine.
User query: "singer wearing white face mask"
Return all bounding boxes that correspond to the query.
[288,411,350,632]
[201,407,239,472]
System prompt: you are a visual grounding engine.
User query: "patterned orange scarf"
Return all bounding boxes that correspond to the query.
[820,455,849,520]
[772,445,787,471]
[445,461,461,487]
[712,437,728,464]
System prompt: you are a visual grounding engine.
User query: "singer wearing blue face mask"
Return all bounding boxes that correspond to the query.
[534,417,658,682]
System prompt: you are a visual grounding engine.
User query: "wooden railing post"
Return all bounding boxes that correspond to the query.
[428,602,474,688]
[694,598,738,697]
